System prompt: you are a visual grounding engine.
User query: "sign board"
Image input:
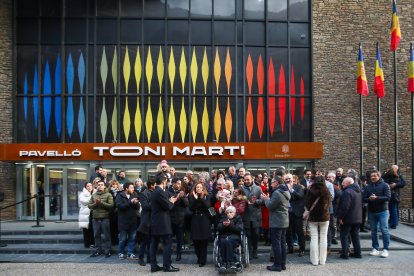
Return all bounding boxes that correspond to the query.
[0,142,323,161]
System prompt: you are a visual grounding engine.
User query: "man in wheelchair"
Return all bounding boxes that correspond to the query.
[216,206,244,272]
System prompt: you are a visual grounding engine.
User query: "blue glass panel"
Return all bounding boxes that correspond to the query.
[33,66,39,130]
[24,74,28,121]
[55,53,61,138]
[78,52,86,142]
[66,53,74,138]
[43,61,52,137]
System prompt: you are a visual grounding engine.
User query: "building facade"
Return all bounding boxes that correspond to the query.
[0,0,413,220]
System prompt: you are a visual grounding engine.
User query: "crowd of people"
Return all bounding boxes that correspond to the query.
[78,161,406,273]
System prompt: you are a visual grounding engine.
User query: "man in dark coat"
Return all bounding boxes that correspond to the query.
[137,178,155,266]
[242,173,263,259]
[149,173,179,273]
[168,177,189,261]
[116,182,140,260]
[336,177,362,259]
[363,170,391,258]
[382,165,406,229]
[285,173,306,257]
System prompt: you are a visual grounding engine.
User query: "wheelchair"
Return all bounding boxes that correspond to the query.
[213,231,249,274]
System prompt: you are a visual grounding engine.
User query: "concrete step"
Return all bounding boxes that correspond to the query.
[1,239,413,255]
[0,234,83,244]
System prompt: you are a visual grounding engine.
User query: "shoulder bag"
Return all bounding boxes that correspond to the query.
[303,196,320,220]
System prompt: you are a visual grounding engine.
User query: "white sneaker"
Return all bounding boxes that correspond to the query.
[380,249,389,258]
[370,249,380,256]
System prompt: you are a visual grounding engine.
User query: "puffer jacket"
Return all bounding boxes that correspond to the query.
[88,189,114,219]
[78,187,93,229]
[363,178,391,213]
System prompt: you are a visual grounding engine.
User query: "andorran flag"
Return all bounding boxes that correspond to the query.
[409,43,414,93]
[357,45,369,96]
[374,44,385,98]
[390,0,401,52]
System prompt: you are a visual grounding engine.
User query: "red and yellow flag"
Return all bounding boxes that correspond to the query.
[357,45,369,96]
[374,44,385,98]
[409,43,414,93]
[390,0,401,52]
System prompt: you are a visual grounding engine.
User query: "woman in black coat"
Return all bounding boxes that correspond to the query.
[189,182,212,267]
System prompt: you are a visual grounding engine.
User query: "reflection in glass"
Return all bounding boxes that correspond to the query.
[290,0,309,21]
[214,0,235,18]
[67,167,87,216]
[48,168,63,216]
[22,168,34,217]
[268,0,287,20]
[145,0,165,17]
[167,0,189,17]
[245,22,265,45]
[289,23,310,46]
[244,0,264,19]
[268,23,287,45]
[191,0,212,18]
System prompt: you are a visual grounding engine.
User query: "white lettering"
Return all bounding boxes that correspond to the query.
[173,146,190,156]
[144,146,162,156]
[28,151,37,157]
[241,146,245,155]
[19,151,29,157]
[93,147,109,157]
[208,146,224,156]
[110,146,143,157]
[191,146,207,156]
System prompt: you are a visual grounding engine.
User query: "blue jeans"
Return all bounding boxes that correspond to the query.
[118,228,137,255]
[368,210,390,250]
[388,201,399,228]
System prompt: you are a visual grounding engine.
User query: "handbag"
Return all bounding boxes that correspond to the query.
[303,196,320,220]
[208,207,217,217]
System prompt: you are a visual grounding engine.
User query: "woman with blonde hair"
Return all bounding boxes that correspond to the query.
[189,182,212,267]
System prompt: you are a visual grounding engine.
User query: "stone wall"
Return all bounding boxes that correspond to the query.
[0,0,15,219]
[313,0,414,208]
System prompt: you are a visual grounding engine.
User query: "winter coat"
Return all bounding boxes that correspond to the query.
[264,185,291,228]
[88,189,114,219]
[363,179,391,213]
[189,194,212,240]
[137,187,152,234]
[336,183,362,225]
[289,184,305,218]
[383,171,406,203]
[305,182,331,222]
[217,214,244,240]
[168,187,189,225]
[78,187,93,229]
[115,191,140,231]
[150,186,174,236]
[242,184,263,228]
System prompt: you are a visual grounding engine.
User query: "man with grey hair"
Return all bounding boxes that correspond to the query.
[325,171,337,250]
[336,177,362,259]
[227,166,238,184]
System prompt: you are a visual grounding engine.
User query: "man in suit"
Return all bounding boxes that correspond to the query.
[300,169,313,189]
[149,173,179,273]
[285,173,306,257]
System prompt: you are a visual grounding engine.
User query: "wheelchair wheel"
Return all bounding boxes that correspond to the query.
[213,235,219,267]
[241,235,249,267]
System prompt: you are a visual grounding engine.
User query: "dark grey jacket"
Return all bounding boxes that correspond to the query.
[242,184,263,228]
[264,185,291,229]
[363,179,391,213]
[336,183,362,224]
[289,184,305,217]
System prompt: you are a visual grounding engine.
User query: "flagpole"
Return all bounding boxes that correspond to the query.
[377,96,381,171]
[360,93,364,174]
[410,42,414,209]
[394,50,398,165]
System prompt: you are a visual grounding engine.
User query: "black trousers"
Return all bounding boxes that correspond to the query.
[219,235,240,263]
[270,228,287,269]
[245,224,259,252]
[138,232,150,261]
[286,212,305,251]
[194,239,209,265]
[340,223,361,256]
[150,234,172,269]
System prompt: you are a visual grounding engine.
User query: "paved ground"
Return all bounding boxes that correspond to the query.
[0,250,413,276]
